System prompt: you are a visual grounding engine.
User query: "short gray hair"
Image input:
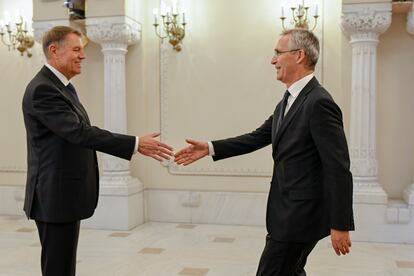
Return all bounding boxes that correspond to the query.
[282,29,319,69]
[42,26,82,59]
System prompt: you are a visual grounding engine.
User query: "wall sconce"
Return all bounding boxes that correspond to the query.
[153,1,187,52]
[280,0,319,31]
[0,13,34,58]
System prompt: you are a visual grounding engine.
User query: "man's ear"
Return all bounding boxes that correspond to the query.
[48,43,58,58]
[296,49,306,65]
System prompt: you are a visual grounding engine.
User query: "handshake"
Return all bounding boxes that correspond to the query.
[139,133,207,165]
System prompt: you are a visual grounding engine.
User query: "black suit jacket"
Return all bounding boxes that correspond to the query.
[22,66,136,223]
[212,77,354,242]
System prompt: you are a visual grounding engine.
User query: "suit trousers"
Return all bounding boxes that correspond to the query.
[256,234,318,276]
[35,220,80,276]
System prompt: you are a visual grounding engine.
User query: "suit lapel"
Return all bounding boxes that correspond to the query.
[62,86,91,124]
[41,66,91,125]
[272,77,319,149]
[271,102,282,145]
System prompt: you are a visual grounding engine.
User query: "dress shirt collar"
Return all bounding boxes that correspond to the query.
[286,73,314,99]
[45,63,71,86]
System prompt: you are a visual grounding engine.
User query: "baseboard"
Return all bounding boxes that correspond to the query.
[145,189,414,244]
[0,185,25,216]
[1,185,413,244]
[144,189,268,226]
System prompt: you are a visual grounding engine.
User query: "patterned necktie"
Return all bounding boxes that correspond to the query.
[66,83,79,102]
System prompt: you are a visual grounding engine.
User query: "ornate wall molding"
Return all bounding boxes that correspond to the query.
[86,16,141,49]
[158,42,273,177]
[159,7,327,177]
[32,19,71,43]
[341,3,391,41]
[0,165,26,173]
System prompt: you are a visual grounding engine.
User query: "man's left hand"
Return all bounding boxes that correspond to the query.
[330,229,351,256]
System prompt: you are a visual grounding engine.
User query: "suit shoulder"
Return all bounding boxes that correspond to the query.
[309,85,334,101]
[24,73,60,100]
[23,73,63,113]
[306,85,338,109]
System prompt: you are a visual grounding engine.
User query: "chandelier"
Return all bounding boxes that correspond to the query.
[0,16,34,58]
[280,0,319,31]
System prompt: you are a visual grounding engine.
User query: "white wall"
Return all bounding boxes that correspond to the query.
[0,0,39,184]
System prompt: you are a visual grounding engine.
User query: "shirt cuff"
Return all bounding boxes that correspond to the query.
[207,141,215,156]
[134,136,139,154]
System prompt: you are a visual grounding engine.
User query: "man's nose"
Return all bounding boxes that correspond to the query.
[271,55,277,65]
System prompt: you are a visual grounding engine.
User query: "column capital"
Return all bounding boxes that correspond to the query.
[32,19,71,44]
[85,16,141,50]
[341,3,392,42]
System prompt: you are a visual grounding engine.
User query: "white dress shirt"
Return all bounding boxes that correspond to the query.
[44,63,139,154]
[208,73,315,156]
[283,73,314,116]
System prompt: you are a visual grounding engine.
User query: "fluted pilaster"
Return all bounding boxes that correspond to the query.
[83,16,143,230]
[86,16,141,191]
[341,3,391,204]
[403,4,414,205]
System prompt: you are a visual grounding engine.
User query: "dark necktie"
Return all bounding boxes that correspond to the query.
[276,90,290,133]
[280,90,290,121]
[66,83,79,102]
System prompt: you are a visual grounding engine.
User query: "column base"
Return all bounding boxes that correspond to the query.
[82,175,144,230]
[403,182,414,205]
[353,176,388,204]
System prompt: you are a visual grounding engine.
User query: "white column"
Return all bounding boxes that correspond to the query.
[83,16,144,230]
[341,3,391,204]
[402,6,414,208]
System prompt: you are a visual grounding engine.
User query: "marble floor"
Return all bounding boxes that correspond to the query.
[0,216,413,276]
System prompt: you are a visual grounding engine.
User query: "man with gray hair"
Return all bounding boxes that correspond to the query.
[22,26,173,276]
[175,29,354,275]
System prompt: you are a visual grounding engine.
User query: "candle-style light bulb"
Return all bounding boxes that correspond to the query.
[153,8,158,24]
[172,0,178,15]
[4,11,11,25]
[160,2,167,16]
[181,7,187,23]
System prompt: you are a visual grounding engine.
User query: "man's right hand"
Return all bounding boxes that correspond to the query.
[138,132,174,162]
[330,229,352,256]
[174,139,209,166]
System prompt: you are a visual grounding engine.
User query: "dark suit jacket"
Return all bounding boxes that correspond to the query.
[22,66,136,223]
[212,77,354,243]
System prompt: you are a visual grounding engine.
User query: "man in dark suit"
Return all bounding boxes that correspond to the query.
[22,26,173,276]
[174,29,354,275]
